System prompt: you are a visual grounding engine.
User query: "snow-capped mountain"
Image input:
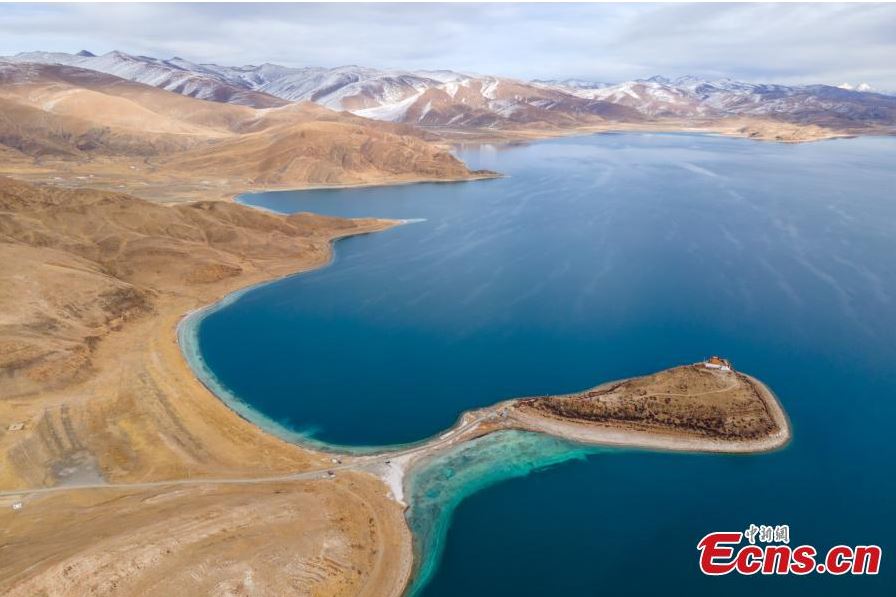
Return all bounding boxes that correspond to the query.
[4,50,638,128]
[122,57,633,128]
[5,50,895,132]
[6,50,287,108]
[539,75,896,125]
[837,82,873,92]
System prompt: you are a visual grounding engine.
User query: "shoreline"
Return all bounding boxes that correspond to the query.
[4,125,887,208]
[226,127,896,214]
[174,219,465,461]
[0,163,502,207]
[177,248,793,499]
[425,119,887,147]
[2,134,793,596]
[228,169,502,200]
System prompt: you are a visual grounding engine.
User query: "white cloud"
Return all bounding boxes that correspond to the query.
[1,3,894,89]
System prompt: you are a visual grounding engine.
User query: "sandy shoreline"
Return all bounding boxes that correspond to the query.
[510,370,791,452]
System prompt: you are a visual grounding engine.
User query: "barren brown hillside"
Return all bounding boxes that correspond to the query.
[0,62,486,201]
[0,176,412,594]
[0,176,387,401]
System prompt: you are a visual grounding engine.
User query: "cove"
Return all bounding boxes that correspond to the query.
[186,133,896,594]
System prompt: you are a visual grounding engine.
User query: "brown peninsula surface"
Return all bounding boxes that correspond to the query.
[511,364,790,452]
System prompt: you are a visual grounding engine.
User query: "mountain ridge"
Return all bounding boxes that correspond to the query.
[8,49,895,137]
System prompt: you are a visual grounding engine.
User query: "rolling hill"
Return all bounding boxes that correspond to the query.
[0,61,484,200]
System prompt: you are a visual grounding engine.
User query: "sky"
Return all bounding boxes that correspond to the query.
[1,2,895,89]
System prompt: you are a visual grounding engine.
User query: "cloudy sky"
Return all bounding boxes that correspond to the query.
[1,2,894,89]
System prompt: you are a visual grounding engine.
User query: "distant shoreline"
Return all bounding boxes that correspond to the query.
[226,169,502,204]
[425,118,876,147]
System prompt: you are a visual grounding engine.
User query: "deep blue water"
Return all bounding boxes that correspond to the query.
[192,134,895,594]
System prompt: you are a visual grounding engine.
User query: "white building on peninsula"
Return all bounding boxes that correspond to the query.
[704,355,732,372]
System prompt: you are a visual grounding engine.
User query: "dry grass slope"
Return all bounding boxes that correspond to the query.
[0,176,412,595]
[0,176,384,398]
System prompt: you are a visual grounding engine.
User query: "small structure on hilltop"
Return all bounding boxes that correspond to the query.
[704,355,732,372]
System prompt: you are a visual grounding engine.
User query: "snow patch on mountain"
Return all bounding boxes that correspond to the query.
[481,78,500,100]
[837,82,873,93]
[5,50,284,107]
[354,91,424,122]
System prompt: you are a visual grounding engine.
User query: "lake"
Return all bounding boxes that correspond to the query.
[186,133,896,594]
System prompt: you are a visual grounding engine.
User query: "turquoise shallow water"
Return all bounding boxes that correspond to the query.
[404,430,600,595]
[185,133,896,594]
